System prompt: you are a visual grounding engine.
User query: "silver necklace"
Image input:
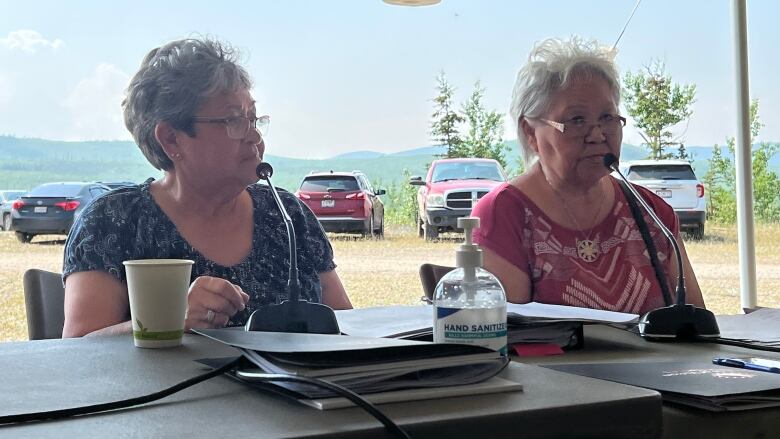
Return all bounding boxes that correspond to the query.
[545,176,606,263]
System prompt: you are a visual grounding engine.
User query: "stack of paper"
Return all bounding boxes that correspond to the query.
[717,308,780,349]
[196,328,518,409]
[506,302,639,325]
[334,303,639,348]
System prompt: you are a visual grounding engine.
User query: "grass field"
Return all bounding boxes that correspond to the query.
[2,224,780,342]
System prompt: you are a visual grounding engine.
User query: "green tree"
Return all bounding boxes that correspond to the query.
[374,170,418,226]
[704,99,780,223]
[622,60,696,160]
[460,81,508,168]
[429,72,464,158]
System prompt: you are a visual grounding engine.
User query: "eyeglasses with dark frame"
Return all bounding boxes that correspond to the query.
[191,114,270,140]
[537,114,626,138]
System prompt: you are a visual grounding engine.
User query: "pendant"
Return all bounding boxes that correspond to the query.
[576,239,600,263]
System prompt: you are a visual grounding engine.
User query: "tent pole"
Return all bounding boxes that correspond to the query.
[731,0,757,310]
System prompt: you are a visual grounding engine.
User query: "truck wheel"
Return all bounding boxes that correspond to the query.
[16,232,33,244]
[691,223,705,240]
[374,215,385,239]
[424,221,439,242]
[363,215,375,239]
[417,215,424,238]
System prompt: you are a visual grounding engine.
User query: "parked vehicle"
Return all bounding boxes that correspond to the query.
[618,160,706,239]
[11,182,111,243]
[0,190,26,231]
[410,158,507,241]
[295,170,386,238]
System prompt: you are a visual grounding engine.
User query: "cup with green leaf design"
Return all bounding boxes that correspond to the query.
[123,259,194,348]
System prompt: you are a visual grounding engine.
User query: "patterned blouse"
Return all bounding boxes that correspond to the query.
[63,178,336,326]
[472,177,679,315]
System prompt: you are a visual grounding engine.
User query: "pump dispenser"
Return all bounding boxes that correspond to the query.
[433,217,508,355]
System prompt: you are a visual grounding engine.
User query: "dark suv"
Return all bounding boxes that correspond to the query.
[295,171,386,238]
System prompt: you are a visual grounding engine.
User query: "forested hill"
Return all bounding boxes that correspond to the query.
[0,136,435,191]
[1,135,774,191]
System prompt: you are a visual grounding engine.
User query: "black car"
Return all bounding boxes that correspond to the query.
[11,182,111,243]
[0,190,26,231]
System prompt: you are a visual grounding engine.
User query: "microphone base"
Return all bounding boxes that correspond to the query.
[244,300,340,334]
[638,304,720,341]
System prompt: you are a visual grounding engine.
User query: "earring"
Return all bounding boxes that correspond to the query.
[172,153,181,159]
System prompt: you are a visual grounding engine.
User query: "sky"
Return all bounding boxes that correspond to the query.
[0,0,778,159]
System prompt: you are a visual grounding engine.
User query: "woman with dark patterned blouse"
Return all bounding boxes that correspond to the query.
[62,38,352,337]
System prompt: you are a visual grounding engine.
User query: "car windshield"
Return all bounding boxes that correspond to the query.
[431,163,503,182]
[28,184,84,197]
[300,176,360,192]
[627,165,697,181]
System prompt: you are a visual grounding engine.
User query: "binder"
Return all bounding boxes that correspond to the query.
[195,328,520,409]
[545,361,780,412]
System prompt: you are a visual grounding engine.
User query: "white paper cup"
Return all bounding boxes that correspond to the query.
[123,259,194,348]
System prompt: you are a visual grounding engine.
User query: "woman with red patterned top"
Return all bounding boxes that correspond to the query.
[471,37,705,315]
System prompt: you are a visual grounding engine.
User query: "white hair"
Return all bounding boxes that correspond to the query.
[509,37,620,168]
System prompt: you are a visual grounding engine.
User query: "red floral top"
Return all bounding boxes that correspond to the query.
[472,177,679,315]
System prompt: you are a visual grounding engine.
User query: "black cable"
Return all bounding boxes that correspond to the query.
[238,372,411,439]
[0,358,411,439]
[618,180,674,306]
[612,0,643,49]
[0,357,242,425]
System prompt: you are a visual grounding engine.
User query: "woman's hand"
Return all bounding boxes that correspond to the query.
[185,276,249,329]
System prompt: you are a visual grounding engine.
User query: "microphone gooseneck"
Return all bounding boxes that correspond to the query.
[604,154,685,305]
[255,163,300,303]
[604,153,719,340]
[243,162,340,334]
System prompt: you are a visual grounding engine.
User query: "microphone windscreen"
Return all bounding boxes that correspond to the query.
[256,162,274,179]
[603,153,618,170]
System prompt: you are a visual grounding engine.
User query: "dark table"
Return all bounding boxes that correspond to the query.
[0,333,661,438]
[525,325,780,439]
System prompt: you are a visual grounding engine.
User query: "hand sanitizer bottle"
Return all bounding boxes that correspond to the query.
[433,217,507,355]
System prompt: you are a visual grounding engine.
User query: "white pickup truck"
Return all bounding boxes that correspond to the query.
[617,160,706,239]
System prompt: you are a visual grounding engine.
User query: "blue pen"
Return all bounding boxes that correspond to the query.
[713,357,780,374]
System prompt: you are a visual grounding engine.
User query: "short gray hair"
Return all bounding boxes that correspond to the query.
[122,38,253,170]
[509,37,620,168]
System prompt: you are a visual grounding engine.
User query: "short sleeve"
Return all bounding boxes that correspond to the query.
[62,192,135,283]
[471,186,531,275]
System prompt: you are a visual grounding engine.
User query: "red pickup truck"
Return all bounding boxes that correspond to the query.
[410,158,507,241]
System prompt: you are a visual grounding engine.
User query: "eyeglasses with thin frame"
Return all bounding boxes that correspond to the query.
[537,114,626,138]
[191,114,270,140]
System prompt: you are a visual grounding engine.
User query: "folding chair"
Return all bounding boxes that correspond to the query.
[419,263,455,303]
[23,269,65,340]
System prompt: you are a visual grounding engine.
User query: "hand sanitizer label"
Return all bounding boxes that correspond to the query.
[434,306,507,355]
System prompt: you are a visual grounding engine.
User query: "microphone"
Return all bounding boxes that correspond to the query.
[244,162,340,334]
[604,153,719,340]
